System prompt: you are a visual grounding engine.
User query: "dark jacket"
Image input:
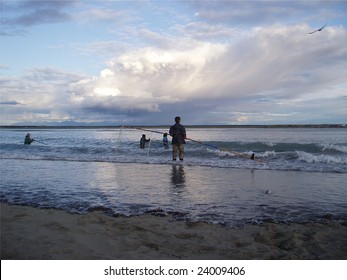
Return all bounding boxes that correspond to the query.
[24,135,34,145]
[140,136,150,148]
[169,123,186,144]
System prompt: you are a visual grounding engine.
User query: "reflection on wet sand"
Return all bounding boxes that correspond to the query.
[171,164,186,188]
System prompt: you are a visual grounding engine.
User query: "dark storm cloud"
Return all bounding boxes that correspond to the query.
[0,100,22,105]
[1,0,74,35]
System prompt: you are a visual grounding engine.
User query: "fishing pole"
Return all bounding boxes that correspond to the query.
[147,136,156,157]
[186,137,266,164]
[125,126,166,135]
[125,126,265,163]
[33,140,48,145]
[115,126,123,151]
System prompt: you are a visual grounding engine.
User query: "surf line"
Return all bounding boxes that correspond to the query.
[124,126,266,164]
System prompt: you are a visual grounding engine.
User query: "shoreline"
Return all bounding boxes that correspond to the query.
[1,124,346,129]
[1,203,347,260]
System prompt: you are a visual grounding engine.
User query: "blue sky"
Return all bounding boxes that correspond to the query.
[1,0,347,125]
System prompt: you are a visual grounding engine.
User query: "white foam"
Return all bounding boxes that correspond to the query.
[320,143,347,153]
[296,151,347,165]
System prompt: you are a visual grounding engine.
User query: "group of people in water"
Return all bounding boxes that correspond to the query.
[25,116,187,161]
[140,116,186,161]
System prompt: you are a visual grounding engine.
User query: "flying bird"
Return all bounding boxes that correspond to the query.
[308,24,327,34]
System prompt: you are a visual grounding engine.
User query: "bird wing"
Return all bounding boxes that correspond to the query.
[318,23,327,31]
[309,24,327,34]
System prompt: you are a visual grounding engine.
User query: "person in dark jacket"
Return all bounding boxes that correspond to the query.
[140,134,150,149]
[169,116,186,161]
[24,133,35,145]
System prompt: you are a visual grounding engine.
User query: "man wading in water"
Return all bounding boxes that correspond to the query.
[169,116,186,161]
[24,133,35,145]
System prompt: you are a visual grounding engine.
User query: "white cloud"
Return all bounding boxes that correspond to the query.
[2,1,346,125]
[69,42,228,114]
[68,24,347,121]
[0,68,84,124]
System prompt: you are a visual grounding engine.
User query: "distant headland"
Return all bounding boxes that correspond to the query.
[1,124,346,129]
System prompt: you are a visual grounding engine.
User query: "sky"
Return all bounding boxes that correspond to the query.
[1,0,347,125]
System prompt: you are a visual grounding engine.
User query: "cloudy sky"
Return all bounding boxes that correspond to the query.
[1,0,347,125]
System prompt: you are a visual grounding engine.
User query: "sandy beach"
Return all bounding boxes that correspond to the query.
[1,202,346,260]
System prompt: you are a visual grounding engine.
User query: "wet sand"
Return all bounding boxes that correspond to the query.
[1,203,346,260]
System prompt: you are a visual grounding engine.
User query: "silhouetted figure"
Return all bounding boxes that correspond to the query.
[169,116,186,161]
[140,134,150,149]
[24,133,35,145]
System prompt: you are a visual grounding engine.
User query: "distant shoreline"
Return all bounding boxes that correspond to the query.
[1,124,346,129]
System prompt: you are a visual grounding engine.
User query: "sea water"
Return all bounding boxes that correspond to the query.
[1,127,346,226]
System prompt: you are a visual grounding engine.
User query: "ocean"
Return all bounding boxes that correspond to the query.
[1,126,346,226]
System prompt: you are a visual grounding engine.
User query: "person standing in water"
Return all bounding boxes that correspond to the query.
[169,116,186,161]
[162,133,169,147]
[140,134,150,149]
[24,133,35,145]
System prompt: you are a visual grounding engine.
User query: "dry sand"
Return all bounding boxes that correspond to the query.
[1,202,346,260]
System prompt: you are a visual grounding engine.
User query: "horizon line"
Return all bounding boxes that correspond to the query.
[1,124,346,129]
